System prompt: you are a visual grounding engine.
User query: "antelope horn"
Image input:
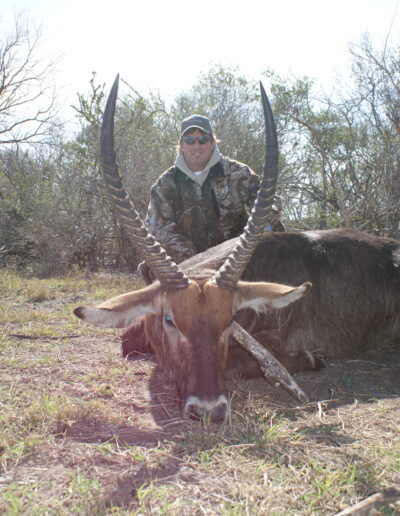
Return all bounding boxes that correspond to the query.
[230,322,308,403]
[101,75,189,290]
[213,82,279,289]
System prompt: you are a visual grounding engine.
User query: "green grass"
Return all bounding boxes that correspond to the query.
[1,473,106,516]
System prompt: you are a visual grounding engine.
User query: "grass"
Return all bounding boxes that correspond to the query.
[1,473,106,516]
[0,267,399,515]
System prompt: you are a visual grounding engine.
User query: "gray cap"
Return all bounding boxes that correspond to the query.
[180,114,213,136]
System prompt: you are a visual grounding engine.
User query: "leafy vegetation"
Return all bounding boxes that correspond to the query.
[1,19,400,276]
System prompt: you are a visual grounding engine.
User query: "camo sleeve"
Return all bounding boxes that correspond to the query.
[220,157,260,212]
[146,177,197,264]
[221,157,284,232]
[236,163,260,210]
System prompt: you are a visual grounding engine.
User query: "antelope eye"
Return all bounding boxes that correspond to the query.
[164,314,175,327]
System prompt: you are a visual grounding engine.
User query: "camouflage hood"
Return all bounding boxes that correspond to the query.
[174,146,222,186]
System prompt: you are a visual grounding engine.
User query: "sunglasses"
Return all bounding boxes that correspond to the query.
[182,135,212,145]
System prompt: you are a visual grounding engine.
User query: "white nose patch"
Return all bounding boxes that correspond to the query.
[183,394,229,421]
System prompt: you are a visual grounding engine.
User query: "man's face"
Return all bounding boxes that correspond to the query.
[179,129,215,172]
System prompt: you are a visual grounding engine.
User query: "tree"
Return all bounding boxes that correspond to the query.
[69,74,172,271]
[348,33,400,237]
[265,64,400,234]
[0,16,58,145]
[264,72,349,229]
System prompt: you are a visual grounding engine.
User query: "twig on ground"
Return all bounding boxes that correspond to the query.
[8,334,80,340]
[334,487,400,516]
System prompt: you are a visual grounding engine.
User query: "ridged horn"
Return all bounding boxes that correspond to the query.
[100,75,189,290]
[213,82,279,289]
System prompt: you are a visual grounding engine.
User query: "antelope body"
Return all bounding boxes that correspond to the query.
[179,228,400,361]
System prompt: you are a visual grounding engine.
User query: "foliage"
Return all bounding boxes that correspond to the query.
[1,19,400,275]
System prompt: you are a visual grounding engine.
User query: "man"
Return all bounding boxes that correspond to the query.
[139,114,283,282]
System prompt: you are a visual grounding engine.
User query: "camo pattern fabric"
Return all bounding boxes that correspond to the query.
[145,156,283,264]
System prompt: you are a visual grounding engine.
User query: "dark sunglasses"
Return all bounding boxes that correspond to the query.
[182,135,212,145]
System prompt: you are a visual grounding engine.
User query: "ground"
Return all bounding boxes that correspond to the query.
[0,270,399,515]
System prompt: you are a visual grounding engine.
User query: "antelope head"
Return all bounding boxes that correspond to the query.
[74,76,310,423]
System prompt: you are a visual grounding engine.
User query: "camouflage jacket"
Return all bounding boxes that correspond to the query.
[146,156,272,264]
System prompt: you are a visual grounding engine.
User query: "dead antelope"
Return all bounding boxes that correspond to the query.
[74,77,400,423]
[74,75,312,422]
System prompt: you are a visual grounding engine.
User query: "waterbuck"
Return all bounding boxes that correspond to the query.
[74,76,400,422]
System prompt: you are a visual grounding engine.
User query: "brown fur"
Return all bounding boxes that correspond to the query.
[120,317,151,357]
[142,280,235,400]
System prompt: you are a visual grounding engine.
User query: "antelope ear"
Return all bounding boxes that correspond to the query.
[234,281,311,313]
[73,282,163,328]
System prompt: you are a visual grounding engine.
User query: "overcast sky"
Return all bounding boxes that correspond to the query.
[2,0,400,122]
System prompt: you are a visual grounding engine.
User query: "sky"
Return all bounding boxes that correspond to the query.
[2,0,400,123]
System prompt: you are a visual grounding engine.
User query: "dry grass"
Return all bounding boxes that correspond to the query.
[0,268,399,515]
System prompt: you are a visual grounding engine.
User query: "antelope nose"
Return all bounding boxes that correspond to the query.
[210,402,228,424]
[183,395,228,424]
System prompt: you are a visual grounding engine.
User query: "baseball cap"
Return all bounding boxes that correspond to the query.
[180,114,213,136]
